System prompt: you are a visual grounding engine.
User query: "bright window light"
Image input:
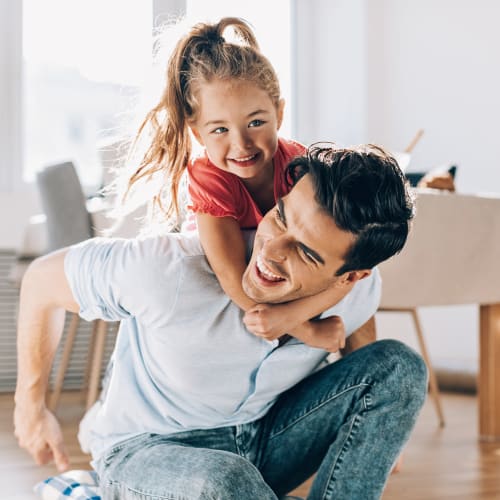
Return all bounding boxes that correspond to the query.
[23,0,153,190]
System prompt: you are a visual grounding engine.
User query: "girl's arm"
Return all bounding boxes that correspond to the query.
[14,249,79,471]
[196,213,256,311]
[244,283,355,339]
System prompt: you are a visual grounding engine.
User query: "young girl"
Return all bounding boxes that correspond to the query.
[127,17,351,350]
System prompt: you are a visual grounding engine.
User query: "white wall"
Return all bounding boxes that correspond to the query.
[365,0,500,195]
[0,0,29,250]
[294,0,500,192]
[293,0,500,373]
[292,0,367,145]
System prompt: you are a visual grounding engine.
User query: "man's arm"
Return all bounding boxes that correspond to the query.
[341,316,377,355]
[14,248,79,471]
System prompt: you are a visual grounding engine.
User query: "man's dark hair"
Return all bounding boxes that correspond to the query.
[286,144,414,275]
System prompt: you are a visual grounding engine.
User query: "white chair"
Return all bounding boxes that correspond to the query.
[378,188,500,430]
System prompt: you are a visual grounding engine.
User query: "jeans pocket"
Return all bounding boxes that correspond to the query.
[102,433,152,467]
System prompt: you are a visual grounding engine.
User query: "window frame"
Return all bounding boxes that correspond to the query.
[0,0,23,193]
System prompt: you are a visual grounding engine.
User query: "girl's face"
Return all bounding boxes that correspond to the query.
[189,79,284,183]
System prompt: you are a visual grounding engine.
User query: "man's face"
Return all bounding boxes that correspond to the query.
[242,174,368,304]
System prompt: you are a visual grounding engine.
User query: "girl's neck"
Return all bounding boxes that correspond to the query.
[241,161,276,215]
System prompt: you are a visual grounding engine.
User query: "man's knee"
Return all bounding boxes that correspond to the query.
[100,449,276,500]
[368,339,428,409]
[199,452,276,500]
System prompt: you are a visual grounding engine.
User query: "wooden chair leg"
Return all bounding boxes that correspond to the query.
[82,320,99,393]
[86,319,107,410]
[48,312,80,412]
[411,308,446,427]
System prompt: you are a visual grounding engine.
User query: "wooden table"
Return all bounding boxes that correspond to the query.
[378,190,500,441]
[479,304,500,440]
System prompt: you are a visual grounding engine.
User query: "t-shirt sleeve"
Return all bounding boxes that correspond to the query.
[319,268,382,337]
[64,237,180,323]
[187,158,243,220]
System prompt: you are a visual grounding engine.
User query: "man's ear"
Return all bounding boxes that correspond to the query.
[339,269,372,285]
[190,125,204,146]
[276,99,285,130]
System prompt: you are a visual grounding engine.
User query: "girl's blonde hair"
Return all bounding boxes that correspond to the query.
[127,17,282,226]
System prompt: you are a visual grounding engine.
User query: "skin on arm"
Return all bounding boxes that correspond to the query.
[196,213,257,311]
[341,316,377,355]
[14,248,79,471]
[244,282,356,351]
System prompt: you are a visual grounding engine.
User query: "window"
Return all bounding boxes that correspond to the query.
[21,1,292,192]
[186,0,292,138]
[23,0,153,191]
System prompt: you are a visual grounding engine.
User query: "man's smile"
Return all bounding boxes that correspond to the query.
[255,254,285,283]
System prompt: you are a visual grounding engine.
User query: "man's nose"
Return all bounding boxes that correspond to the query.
[260,234,290,263]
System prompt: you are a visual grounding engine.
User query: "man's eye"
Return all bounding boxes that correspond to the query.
[274,208,285,226]
[301,247,316,264]
[249,119,265,128]
[212,127,228,134]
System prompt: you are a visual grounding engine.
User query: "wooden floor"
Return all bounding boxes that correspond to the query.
[2,391,500,499]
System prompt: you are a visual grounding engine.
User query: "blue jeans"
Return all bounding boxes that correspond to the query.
[95,339,427,499]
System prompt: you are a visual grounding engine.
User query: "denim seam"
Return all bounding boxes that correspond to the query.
[268,382,371,439]
[234,424,246,458]
[321,414,361,500]
[363,392,372,411]
[107,479,185,500]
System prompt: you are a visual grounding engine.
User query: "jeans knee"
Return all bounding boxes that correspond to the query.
[372,339,428,409]
[200,453,276,500]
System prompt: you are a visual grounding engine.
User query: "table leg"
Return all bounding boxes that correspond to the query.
[479,304,500,441]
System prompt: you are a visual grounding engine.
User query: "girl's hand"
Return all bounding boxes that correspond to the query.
[243,303,298,340]
[297,315,346,353]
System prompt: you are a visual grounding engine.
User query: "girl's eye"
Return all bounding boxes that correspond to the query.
[249,119,265,128]
[212,127,228,134]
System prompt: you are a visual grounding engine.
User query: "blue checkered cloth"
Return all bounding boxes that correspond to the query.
[33,470,101,500]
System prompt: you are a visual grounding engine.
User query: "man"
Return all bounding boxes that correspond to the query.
[15,144,427,499]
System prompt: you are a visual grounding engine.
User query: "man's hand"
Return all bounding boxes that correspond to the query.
[243,303,300,340]
[14,401,69,471]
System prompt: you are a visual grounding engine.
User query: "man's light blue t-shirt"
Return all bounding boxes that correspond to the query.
[65,232,381,460]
